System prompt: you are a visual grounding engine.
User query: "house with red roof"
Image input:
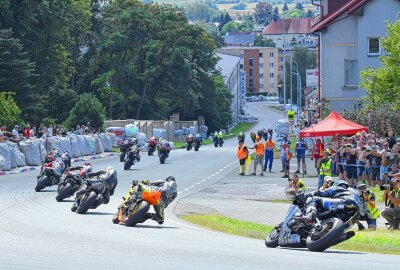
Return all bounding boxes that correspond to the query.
[311,0,400,111]
[262,18,318,49]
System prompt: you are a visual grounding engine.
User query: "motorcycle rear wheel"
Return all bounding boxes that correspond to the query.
[77,191,98,214]
[125,201,150,227]
[55,183,73,202]
[306,218,345,252]
[35,176,49,192]
[265,223,282,248]
[119,152,125,162]
[160,153,166,164]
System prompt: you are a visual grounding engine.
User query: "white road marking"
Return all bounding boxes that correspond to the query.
[196,182,200,185]
[190,185,195,188]
[215,172,220,175]
[184,188,189,191]
[201,179,206,182]
[219,169,223,172]
[207,176,211,179]
[177,191,182,194]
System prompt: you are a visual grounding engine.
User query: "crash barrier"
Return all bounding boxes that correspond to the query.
[0,132,117,171]
[238,115,258,123]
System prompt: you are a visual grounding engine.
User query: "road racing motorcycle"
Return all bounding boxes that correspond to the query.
[147,137,157,156]
[124,145,141,170]
[194,138,201,151]
[55,163,92,202]
[158,142,169,164]
[265,194,359,252]
[35,158,65,192]
[72,167,118,214]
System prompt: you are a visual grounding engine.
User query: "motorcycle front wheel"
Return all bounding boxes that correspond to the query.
[35,176,49,192]
[265,223,282,248]
[124,158,133,170]
[77,191,98,214]
[194,144,199,151]
[55,183,73,202]
[119,152,125,162]
[306,218,345,252]
[125,201,150,227]
[159,153,166,164]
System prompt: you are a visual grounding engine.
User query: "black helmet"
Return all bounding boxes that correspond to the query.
[166,176,175,182]
[332,180,349,189]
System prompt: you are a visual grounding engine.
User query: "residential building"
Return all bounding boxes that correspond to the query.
[223,32,256,47]
[262,18,318,49]
[217,47,280,95]
[216,53,242,124]
[311,0,400,111]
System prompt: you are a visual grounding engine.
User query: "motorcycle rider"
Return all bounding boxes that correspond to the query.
[148,136,157,148]
[218,131,224,145]
[186,133,194,149]
[195,133,203,144]
[71,167,118,212]
[278,180,360,248]
[158,138,171,157]
[118,176,177,225]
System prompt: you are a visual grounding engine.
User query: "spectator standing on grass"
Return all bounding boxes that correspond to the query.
[237,140,249,176]
[295,137,307,175]
[311,138,324,174]
[249,136,264,176]
[23,123,31,139]
[281,142,292,178]
[12,125,20,141]
[263,136,275,173]
[344,144,357,186]
[356,184,379,231]
[381,178,400,230]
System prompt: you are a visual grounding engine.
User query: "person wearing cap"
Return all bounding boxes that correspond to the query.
[356,184,379,231]
[12,125,20,141]
[287,173,306,196]
[295,137,308,175]
[237,140,249,176]
[381,177,400,229]
[311,138,324,174]
[249,136,265,176]
[319,176,333,191]
[263,136,275,173]
[317,150,332,190]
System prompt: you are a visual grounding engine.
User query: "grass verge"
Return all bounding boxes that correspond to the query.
[226,123,256,139]
[173,138,213,149]
[182,214,400,255]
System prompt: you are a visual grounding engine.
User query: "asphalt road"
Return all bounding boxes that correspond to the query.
[0,102,398,269]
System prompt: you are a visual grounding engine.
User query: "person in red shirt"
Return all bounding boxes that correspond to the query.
[311,138,324,174]
[23,124,31,139]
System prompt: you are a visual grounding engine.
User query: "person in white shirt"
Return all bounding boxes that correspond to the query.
[48,125,53,137]
[12,125,20,140]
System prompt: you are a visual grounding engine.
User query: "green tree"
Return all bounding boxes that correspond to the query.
[273,6,279,21]
[64,93,106,129]
[254,35,276,47]
[282,9,307,18]
[0,29,35,119]
[306,9,313,18]
[221,21,253,34]
[0,92,22,128]
[184,1,220,22]
[360,20,400,109]
[283,2,289,11]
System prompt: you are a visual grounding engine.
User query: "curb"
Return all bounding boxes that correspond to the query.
[0,153,118,177]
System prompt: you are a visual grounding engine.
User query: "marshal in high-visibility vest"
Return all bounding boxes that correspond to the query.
[288,110,295,121]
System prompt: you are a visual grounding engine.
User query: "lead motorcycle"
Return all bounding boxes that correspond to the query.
[265,194,359,252]
[194,138,201,151]
[124,145,141,170]
[55,163,92,202]
[158,141,169,164]
[72,167,118,214]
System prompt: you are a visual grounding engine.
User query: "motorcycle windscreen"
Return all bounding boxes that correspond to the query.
[284,205,302,224]
[142,190,161,205]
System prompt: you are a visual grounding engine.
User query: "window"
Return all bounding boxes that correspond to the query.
[344,60,358,86]
[259,74,264,78]
[259,63,264,68]
[240,64,243,69]
[368,37,380,55]
[270,63,274,68]
[249,58,254,67]
[259,53,263,57]
[240,54,244,58]
[249,79,254,87]
[259,84,264,89]
[270,83,274,89]
[249,69,254,76]
[269,52,274,57]
[270,73,274,78]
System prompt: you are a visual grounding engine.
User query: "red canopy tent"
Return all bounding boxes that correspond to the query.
[300,111,368,138]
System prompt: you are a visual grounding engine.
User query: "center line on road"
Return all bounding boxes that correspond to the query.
[219,169,223,172]
[190,185,195,188]
[177,191,182,194]
[207,176,211,179]
[196,182,200,185]
[184,188,189,191]
[201,179,206,182]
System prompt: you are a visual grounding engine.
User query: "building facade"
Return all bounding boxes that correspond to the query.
[217,47,280,95]
[216,53,242,125]
[312,0,400,111]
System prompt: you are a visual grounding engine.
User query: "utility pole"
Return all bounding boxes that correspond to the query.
[290,54,293,111]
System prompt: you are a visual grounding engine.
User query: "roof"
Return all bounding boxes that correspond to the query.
[216,53,241,79]
[300,111,368,138]
[223,32,256,46]
[312,0,368,32]
[262,18,312,35]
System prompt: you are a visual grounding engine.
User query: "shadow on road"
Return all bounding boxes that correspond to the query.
[280,247,364,255]
[85,212,114,216]
[134,224,179,229]
[59,199,74,203]
[37,189,57,193]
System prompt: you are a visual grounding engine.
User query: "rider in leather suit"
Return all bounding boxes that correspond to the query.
[278,180,360,247]
[122,176,177,225]
[71,167,117,212]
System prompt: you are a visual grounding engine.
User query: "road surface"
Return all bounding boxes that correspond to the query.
[0,102,398,269]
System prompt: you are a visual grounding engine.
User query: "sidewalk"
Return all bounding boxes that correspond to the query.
[0,153,117,177]
[175,155,388,228]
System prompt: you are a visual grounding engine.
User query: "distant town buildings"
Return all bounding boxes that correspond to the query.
[217,47,279,95]
[311,0,400,111]
[223,32,256,47]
